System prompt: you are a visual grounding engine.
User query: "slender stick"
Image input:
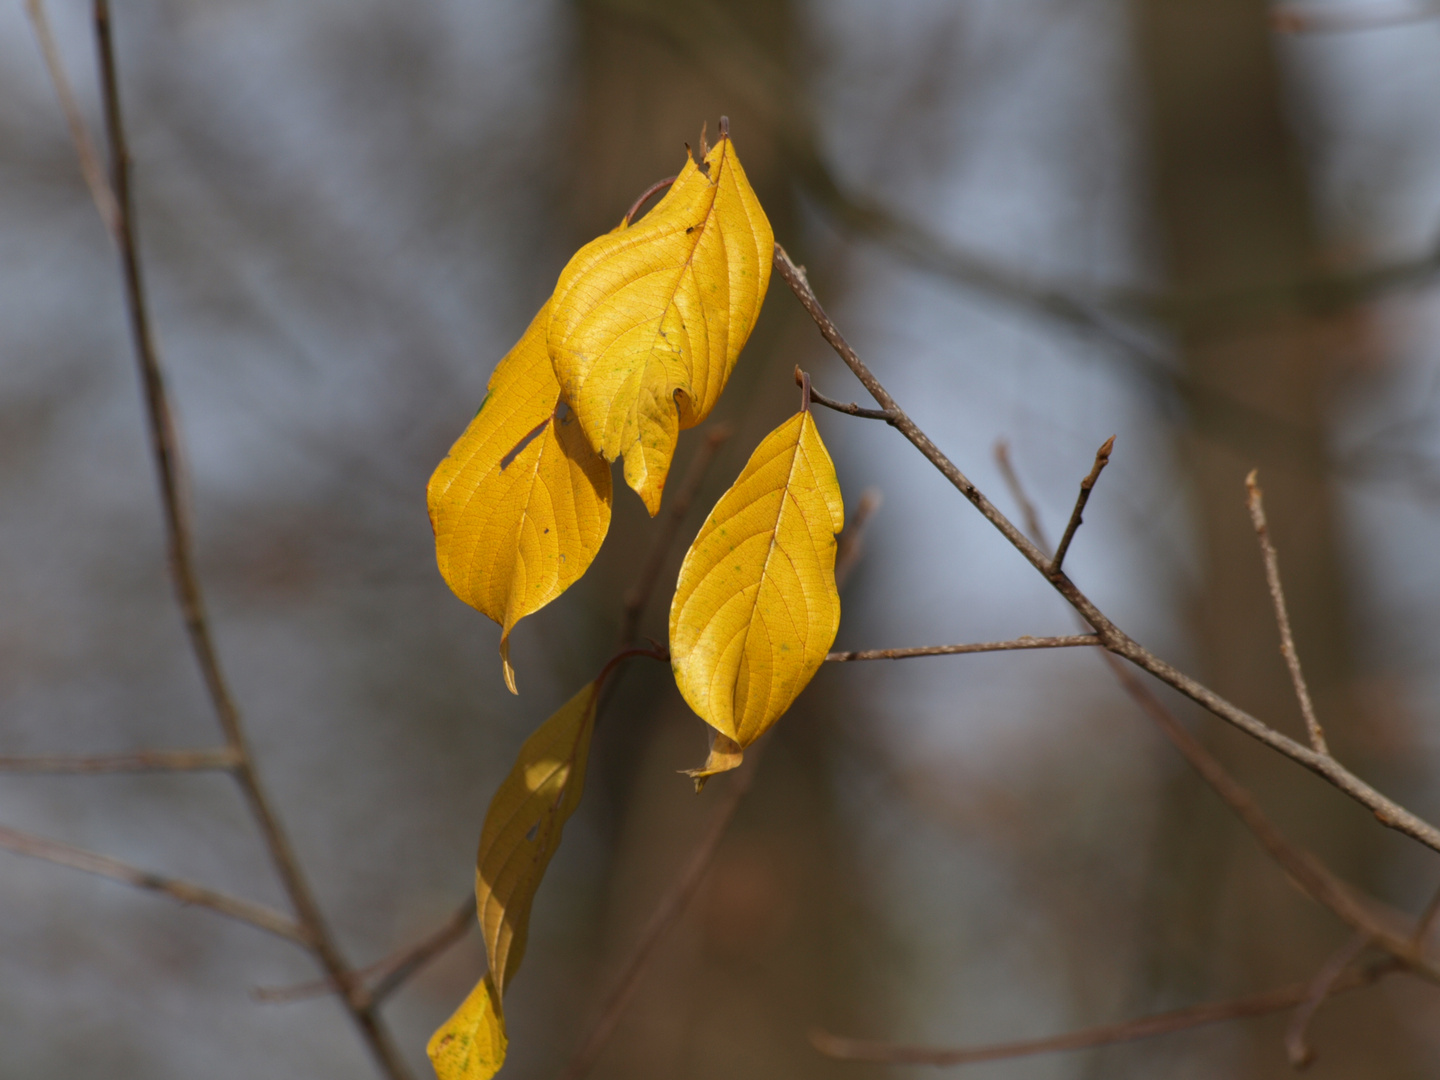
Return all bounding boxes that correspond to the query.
[810,958,1402,1066]
[1285,931,1371,1068]
[1246,470,1329,755]
[992,450,1429,973]
[773,242,1440,856]
[0,823,309,945]
[623,175,677,226]
[23,0,121,236]
[827,635,1102,662]
[89,6,407,1075]
[619,423,733,645]
[1049,435,1114,576]
[0,748,240,774]
[556,750,763,1080]
[796,365,896,422]
[256,896,478,1006]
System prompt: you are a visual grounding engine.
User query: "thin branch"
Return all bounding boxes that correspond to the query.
[618,423,733,645]
[810,958,1402,1066]
[0,823,310,945]
[256,895,477,1006]
[1049,434,1115,577]
[1286,931,1372,1068]
[773,242,1440,856]
[23,0,121,237]
[623,174,676,226]
[827,635,1102,662]
[556,749,763,1080]
[795,366,896,422]
[995,453,1435,978]
[89,6,407,1075]
[1247,470,1329,755]
[0,748,240,774]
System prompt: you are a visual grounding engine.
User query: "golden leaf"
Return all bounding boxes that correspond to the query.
[669,409,843,778]
[476,680,599,995]
[427,303,613,693]
[548,124,773,515]
[427,974,507,1080]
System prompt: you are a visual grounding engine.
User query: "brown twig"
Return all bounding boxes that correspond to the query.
[256,895,478,1006]
[1286,931,1372,1068]
[810,957,1402,1066]
[23,0,121,237]
[618,423,733,645]
[1246,470,1329,755]
[0,748,241,773]
[0,823,309,945]
[773,242,1440,856]
[826,635,1102,662]
[796,365,896,422]
[556,748,763,1080]
[623,174,677,226]
[1049,435,1114,576]
[993,451,1430,973]
[88,6,408,1075]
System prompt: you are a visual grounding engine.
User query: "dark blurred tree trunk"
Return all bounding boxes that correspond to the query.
[558,2,862,1077]
[1126,1,1423,1074]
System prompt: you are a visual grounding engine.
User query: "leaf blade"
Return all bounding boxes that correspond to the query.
[428,973,507,1080]
[476,680,599,995]
[428,304,613,692]
[669,411,843,771]
[548,132,773,514]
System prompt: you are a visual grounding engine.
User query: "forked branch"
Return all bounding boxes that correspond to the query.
[773,241,1440,856]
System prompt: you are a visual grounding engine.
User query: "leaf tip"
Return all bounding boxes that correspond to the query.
[501,642,518,695]
[681,731,744,791]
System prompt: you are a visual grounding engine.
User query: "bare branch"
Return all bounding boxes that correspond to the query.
[795,367,896,422]
[1246,470,1328,755]
[810,958,1402,1066]
[619,423,733,645]
[256,896,477,1007]
[89,6,407,1074]
[1286,932,1372,1068]
[773,242,1440,856]
[998,454,1436,978]
[623,174,676,226]
[827,635,1102,662]
[0,748,240,774]
[1049,435,1115,576]
[0,823,310,945]
[556,750,763,1080]
[23,0,121,237]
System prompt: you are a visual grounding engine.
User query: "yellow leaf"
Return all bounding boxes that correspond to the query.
[428,973,507,1080]
[428,303,613,693]
[548,125,774,516]
[477,680,599,995]
[669,409,843,774]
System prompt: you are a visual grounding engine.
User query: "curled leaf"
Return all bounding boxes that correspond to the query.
[477,680,599,995]
[669,409,843,777]
[428,974,507,1080]
[548,126,773,515]
[428,303,612,693]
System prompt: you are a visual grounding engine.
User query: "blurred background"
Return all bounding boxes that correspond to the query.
[3,0,1440,1077]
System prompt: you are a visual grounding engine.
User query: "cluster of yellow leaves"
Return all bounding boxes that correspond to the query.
[427,123,845,1080]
